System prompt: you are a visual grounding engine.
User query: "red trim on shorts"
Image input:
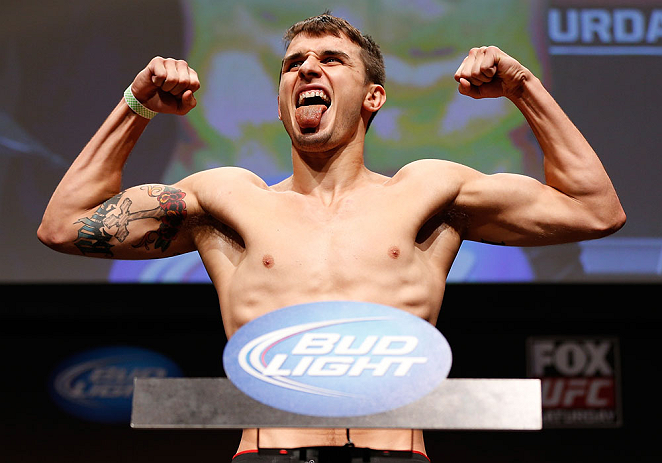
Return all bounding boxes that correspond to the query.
[413,450,430,461]
[232,448,429,461]
[232,450,258,459]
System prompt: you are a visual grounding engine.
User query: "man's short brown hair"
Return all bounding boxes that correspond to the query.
[284,12,386,85]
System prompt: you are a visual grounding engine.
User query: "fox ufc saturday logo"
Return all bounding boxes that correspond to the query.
[527,336,622,427]
[223,301,452,417]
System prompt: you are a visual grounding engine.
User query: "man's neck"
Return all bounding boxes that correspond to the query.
[290,142,375,204]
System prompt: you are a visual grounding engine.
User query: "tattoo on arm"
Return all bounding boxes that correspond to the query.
[73,196,118,257]
[73,185,187,257]
[132,185,188,252]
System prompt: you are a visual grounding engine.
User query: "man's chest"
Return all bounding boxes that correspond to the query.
[239,212,406,279]
[244,191,420,253]
[220,203,448,316]
[197,181,461,275]
[196,184,459,326]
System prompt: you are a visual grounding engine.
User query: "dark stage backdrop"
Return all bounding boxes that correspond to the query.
[2,0,661,283]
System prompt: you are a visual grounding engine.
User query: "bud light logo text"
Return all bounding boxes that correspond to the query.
[49,346,182,423]
[223,301,452,417]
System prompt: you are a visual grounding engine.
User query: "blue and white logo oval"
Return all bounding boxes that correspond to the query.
[49,346,182,423]
[223,301,452,417]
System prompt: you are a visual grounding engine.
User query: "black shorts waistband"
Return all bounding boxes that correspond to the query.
[233,447,429,463]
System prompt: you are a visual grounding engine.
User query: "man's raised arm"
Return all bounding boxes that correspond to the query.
[37,57,202,259]
[450,46,625,246]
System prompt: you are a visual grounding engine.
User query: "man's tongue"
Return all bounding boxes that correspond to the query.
[295,105,327,129]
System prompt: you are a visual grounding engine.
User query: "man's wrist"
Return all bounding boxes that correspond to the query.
[124,86,158,120]
[506,68,545,106]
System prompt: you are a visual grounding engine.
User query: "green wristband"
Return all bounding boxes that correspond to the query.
[124,85,158,120]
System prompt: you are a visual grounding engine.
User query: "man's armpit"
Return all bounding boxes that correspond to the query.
[480,238,507,246]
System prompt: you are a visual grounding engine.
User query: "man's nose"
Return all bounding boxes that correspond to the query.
[298,57,322,79]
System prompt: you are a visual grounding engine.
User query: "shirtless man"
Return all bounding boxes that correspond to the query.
[38,13,624,462]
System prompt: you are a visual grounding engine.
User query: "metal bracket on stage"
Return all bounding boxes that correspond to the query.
[131,378,542,431]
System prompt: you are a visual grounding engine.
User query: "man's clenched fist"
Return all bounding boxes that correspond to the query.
[454,46,531,100]
[131,57,201,115]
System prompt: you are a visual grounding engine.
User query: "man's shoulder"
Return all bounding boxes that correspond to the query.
[380,159,476,219]
[176,167,275,217]
[181,167,272,195]
[193,166,268,185]
[391,159,473,183]
[179,167,279,230]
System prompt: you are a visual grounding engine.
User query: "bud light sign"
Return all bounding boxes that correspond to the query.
[223,301,452,417]
[49,346,182,423]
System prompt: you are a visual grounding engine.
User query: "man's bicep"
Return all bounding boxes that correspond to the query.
[68,184,197,259]
[456,172,592,246]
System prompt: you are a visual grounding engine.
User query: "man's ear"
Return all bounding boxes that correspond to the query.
[277,95,282,120]
[363,84,386,113]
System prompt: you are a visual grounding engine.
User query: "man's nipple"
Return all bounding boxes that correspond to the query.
[262,254,275,268]
[388,246,400,259]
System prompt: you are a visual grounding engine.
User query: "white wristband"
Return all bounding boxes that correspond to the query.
[124,85,158,120]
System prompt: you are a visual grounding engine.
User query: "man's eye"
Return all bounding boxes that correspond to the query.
[288,62,302,70]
